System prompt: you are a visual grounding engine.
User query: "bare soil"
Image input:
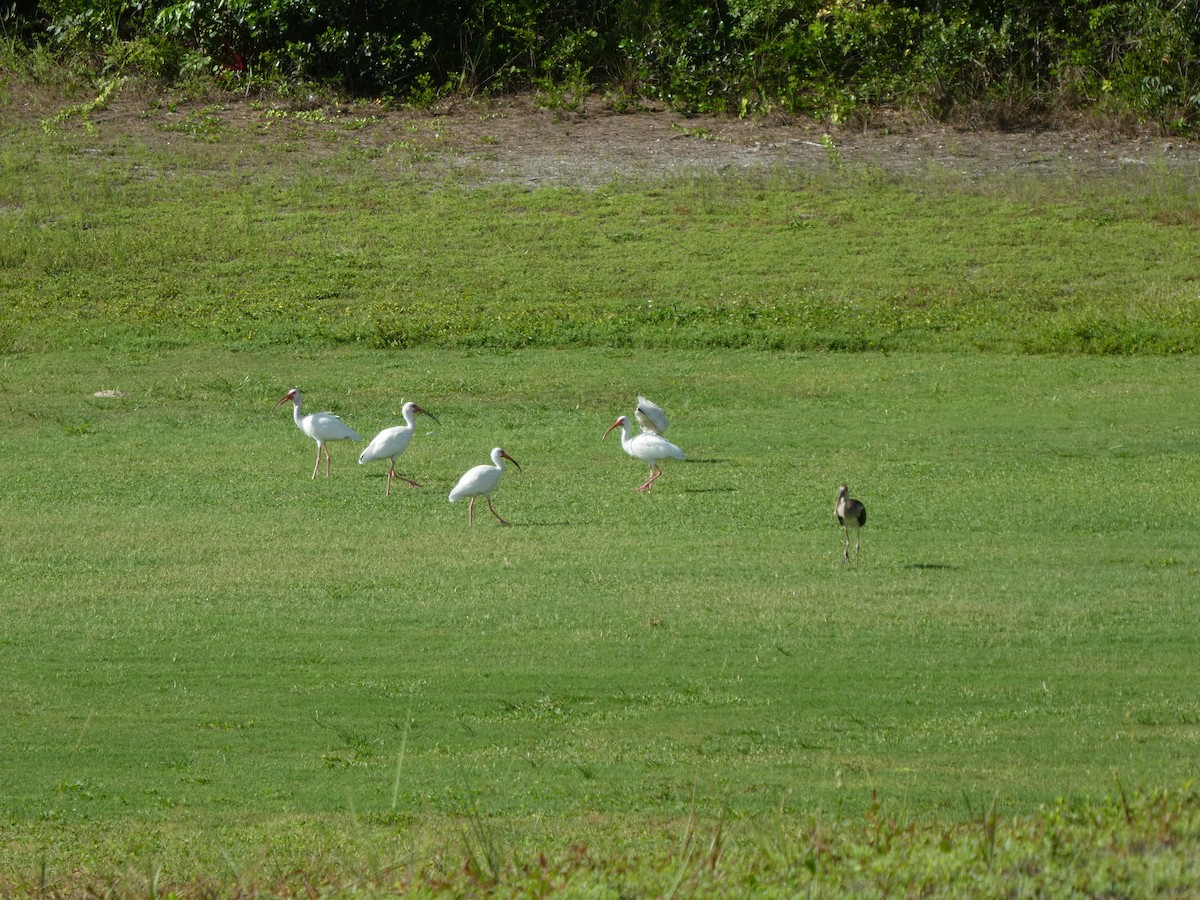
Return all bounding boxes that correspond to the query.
[10,82,1199,184]
[383,95,1198,186]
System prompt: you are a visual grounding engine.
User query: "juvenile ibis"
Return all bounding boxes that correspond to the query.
[603,415,685,493]
[274,388,361,480]
[448,448,522,526]
[358,401,440,495]
[634,395,669,435]
[835,484,867,564]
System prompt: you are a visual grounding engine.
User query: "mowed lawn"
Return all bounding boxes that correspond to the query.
[2,96,1199,887]
[1,345,1197,850]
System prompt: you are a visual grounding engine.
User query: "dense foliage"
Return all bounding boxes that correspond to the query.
[4,0,1200,130]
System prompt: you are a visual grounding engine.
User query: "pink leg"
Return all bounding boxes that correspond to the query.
[323,445,332,478]
[648,464,663,490]
[467,496,476,526]
[487,498,511,525]
[312,444,323,480]
[637,464,663,492]
[385,462,419,494]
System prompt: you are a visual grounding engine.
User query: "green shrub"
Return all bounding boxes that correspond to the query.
[7,0,1200,131]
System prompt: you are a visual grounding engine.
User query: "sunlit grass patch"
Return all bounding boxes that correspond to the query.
[1,119,1197,356]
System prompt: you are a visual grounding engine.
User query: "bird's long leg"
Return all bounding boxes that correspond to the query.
[312,443,323,480]
[467,496,476,526]
[640,464,664,493]
[323,444,332,478]
[636,466,656,492]
[486,498,511,525]
[384,463,420,493]
[854,529,861,565]
[842,526,851,563]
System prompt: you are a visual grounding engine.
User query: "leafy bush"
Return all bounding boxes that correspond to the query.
[1069,1,1200,132]
[6,0,1200,131]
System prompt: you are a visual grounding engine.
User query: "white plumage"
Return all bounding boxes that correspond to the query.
[603,415,685,493]
[274,388,361,479]
[634,395,669,435]
[448,447,522,526]
[358,401,439,495]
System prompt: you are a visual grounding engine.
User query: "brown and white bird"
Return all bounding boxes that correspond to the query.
[835,485,867,564]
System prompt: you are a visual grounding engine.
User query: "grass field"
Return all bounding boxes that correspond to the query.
[3,347,1199,892]
[1,86,1199,894]
[2,94,1199,357]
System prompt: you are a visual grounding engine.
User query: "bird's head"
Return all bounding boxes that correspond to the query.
[496,448,520,475]
[274,388,299,409]
[408,402,440,425]
[602,416,628,441]
[489,448,523,475]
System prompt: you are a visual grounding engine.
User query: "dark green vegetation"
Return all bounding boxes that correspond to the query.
[2,75,1200,894]
[7,0,1200,131]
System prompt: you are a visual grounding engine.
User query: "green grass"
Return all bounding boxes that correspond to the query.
[2,90,1200,892]
[1,105,1198,356]
[1,347,1199,892]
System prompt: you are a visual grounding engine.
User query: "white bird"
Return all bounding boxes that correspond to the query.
[603,415,685,493]
[448,447,522,526]
[358,401,440,495]
[634,395,669,435]
[835,484,867,564]
[274,388,361,480]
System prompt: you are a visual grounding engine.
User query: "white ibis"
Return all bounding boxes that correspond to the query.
[448,448,522,526]
[274,388,361,480]
[835,485,867,564]
[603,415,685,493]
[358,401,439,495]
[634,395,669,435]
